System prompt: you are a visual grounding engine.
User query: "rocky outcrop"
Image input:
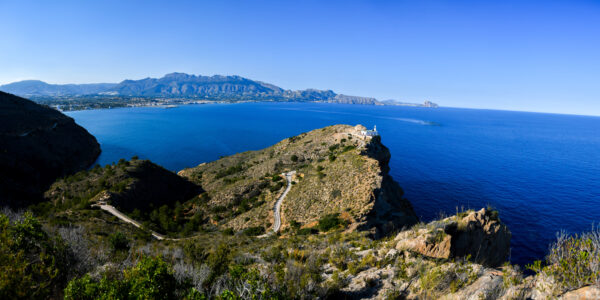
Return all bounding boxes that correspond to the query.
[0,91,101,207]
[395,208,511,267]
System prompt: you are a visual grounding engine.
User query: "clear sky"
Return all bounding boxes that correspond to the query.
[1,0,599,115]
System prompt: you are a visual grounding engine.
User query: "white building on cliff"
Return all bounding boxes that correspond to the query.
[361,125,379,137]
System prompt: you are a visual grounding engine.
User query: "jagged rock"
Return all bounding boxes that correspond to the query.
[395,208,511,267]
[442,269,504,300]
[0,91,100,207]
[340,265,400,299]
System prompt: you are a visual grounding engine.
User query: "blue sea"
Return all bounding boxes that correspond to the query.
[67,102,600,266]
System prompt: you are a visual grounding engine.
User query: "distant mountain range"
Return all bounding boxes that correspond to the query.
[0,73,437,107]
[0,80,117,97]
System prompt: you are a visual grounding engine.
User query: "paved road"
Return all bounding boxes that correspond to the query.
[272,171,295,233]
[94,170,296,240]
[92,202,169,240]
[258,170,295,238]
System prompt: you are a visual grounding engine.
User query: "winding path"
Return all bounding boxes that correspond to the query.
[92,202,169,240]
[258,170,295,238]
[93,170,296,240]
[272,171,295,233]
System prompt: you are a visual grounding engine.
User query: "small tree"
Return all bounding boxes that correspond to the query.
[318,213,345,232]
[108,231,129,251]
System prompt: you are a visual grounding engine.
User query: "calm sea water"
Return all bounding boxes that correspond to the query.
[67,102,600,265]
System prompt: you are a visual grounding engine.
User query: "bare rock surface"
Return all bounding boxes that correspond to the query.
[395,208,511,267]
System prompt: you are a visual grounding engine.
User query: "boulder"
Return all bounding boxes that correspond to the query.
[395,208,511,267]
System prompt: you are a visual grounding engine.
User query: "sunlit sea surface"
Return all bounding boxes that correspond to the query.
[67,102,600,265]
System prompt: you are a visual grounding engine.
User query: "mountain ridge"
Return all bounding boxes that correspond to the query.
[0,73,438,107]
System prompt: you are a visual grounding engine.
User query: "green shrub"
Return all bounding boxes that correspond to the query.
[331,189,342,199]
[242,226,265,236]
[207,243,232,284]
[318,213,345,232]
[64,257,177,300]
[528,229,600,294]
[290,155,298,162]
[0,212,63,299]
[215,164,245,179]
[108,231,129,251]
[289,220,301,231]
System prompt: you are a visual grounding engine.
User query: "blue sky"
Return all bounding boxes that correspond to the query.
[1,0,599,115]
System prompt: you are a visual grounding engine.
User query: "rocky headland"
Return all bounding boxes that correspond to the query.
[0,91,100,207]
[178,124,418,236]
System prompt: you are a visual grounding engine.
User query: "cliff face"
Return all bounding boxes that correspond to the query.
[0,91,101,207]
[179,124,418,235]
[395,208,511,267]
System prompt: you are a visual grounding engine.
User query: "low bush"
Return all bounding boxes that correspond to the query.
[527,228,600,294]
[242,226,266,236]
[0,212,65,299]
[64,256,178,300]
[318,213,345,232]
[108,231,129,251]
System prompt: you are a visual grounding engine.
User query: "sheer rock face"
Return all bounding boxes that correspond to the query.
[395,208,511,267]
[0,91,100,207]
[179,124,418,235]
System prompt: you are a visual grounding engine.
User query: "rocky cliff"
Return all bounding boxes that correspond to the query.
[178,124,418,235]
[0,91,101,207]
[395,208,511,267]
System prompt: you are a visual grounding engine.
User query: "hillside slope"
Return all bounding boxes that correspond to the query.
[44,159,200,212]
[179,124,418,236]
[0,91,101,207]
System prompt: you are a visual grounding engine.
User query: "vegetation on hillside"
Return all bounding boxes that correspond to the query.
[178,125,417,234]
[527,228,600,295]
[1,125,596,299]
